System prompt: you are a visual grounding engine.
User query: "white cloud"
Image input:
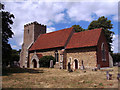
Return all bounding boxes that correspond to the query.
[94,2,118,16]
[11,44,20,50]
[54,13,65,23]
[113,15,118,21]
[67,2,118,22]
[3,1,118,50]
[4,2,66,49]
[112,34,118,53]
[47,27,56,33]
[67,2,93,22]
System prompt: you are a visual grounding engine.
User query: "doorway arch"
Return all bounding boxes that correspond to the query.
[74,59,78,69]
[32,59,37,68]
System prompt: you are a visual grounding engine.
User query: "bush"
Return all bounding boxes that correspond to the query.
[39,55,56,67]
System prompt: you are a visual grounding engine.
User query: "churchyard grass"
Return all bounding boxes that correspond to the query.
[2,66,119,88]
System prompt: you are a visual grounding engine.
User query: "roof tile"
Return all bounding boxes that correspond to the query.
[29,27,74,51]
[65,28,102,49]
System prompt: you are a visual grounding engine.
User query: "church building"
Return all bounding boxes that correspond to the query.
[19,21,113,70]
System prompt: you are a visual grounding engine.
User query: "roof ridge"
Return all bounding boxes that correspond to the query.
[73,28,102,34]
[43,27,73,35]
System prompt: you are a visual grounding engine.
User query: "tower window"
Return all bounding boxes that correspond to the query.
[28,29,29,34]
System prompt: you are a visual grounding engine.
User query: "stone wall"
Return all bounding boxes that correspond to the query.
[29,47,97,69]
[66,47,97,70]
[28,50,62,68]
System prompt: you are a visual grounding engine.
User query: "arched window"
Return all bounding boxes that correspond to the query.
[101,43,106,61]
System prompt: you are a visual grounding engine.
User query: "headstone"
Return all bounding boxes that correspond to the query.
[117,73,120,80]
[109,74,112,80]
[97,64,100,70]
[106,71,109,80]
[60,62,63,69]
[81,66,84,70]
[83,71,86,73]
[106,71,112,80]
[68,62,71,72]
[118,62,120,67]
[92,68,97,71]
[81,60,85,70]
[50,60,53,68]
[7,64,10,68]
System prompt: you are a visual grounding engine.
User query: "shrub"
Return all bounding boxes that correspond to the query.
[39,55,56,67]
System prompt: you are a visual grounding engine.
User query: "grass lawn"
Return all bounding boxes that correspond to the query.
[2,66,119,88]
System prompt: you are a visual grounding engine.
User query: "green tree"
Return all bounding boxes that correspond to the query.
[9,49,20,66]
[111,53,120,63]
[1,3,15,66]
[88,16,114,52]
[11,49,20,62]
[72,25,85,32]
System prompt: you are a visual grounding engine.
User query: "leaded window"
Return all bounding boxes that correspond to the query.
[101,43,106,61]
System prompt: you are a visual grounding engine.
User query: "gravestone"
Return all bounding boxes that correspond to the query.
[117,73,120,80]
[81,66,84,70]
[68,62,71,71]
[50,60,53,68]
[81,60,85,70]
[60,62,63,69]
[118,62,120,67]
[97,64,100,70]
[106,71,112,80]
[68,62,73,72]
[106,71,109,80]
[92,68,97,71]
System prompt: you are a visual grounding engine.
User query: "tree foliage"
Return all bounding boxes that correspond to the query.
[72,25,85,32]
[11,49,20,62]
[1,3,15,65]
[88,16,114,52]
[39,56,56,67]
[111,53,120,63]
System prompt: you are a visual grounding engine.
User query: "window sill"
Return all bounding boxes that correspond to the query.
[102,59,106,62]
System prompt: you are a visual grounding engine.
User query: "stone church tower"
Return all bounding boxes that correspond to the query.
[19,21,46,68]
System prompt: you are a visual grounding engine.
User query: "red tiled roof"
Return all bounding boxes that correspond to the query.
[36,54,43,59]
[29,27,74,51]
[66,28,102,49]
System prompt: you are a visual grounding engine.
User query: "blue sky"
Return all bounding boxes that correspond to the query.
[3,0,119,53]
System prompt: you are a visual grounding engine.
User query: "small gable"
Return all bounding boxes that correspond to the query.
[36,54,43,59]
